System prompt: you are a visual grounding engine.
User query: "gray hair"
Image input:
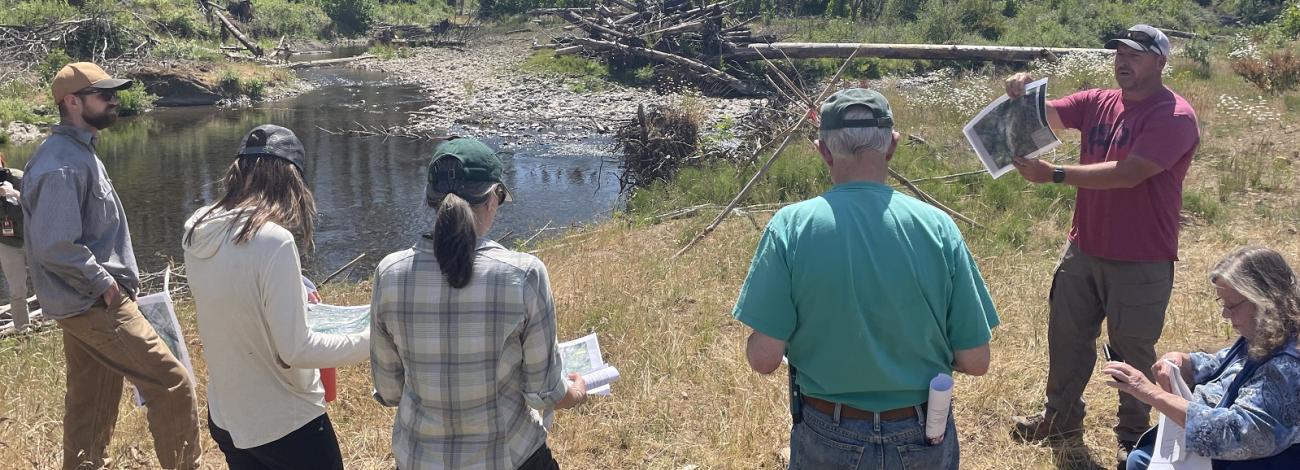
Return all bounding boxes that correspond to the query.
[1208,246,1300,360]
[819,107,893,159]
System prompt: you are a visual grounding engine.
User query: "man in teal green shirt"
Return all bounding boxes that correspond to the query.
[734,88,999,469]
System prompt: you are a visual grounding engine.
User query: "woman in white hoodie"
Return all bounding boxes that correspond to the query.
[183,124,369,469]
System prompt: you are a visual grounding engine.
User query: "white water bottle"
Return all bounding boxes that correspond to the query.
[925,373,954,444]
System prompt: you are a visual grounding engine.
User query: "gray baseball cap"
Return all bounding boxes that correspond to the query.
[1105,24,1171,57]
[236,124,306,173]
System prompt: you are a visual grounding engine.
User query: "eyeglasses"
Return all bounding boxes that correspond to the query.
[493,184,508,205]
[75,89,118,102]
[1217,297,1250,312]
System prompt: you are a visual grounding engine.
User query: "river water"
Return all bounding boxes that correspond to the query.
[0,59,623,281]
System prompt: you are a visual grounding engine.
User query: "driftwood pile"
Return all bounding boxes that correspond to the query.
[614,103,702,191]
[0,16,157,74]
[535,0,767,96]
[372,19,478,48]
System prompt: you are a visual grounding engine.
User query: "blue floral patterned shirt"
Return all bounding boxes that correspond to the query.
[1184,339,1300,461]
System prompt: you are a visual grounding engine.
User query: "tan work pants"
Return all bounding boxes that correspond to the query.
[56,295,200,470]
[1043,243,1174,442]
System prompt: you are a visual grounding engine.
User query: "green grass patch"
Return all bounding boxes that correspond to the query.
[151,39,224,62]
[249,0,332,38]
[1183,189,1225,223]
[0,81,56,126]
[369,44,415,60]
[115,82,157,117]
[519,50,614,92]
[373,0,456,26]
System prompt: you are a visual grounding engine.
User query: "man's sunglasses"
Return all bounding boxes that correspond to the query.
[75,89,118,101]
[1116,30,1158,49]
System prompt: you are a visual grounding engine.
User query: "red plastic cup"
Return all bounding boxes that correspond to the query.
[321,367,337,402]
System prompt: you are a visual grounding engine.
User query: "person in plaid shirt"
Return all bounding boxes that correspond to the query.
[370,137,588,470]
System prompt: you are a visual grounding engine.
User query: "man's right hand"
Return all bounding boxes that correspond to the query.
[1005,72,1035,99]
[102,282,121,306]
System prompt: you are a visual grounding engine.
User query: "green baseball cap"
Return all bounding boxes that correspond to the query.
[426,137,513,206]
[819,88,894,130]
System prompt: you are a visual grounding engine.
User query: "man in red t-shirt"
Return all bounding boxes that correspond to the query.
[1004,24,1200,466]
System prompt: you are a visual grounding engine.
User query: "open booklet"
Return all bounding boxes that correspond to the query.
[131,269,196,406]
[1149,361,1211,470]
[963,77,1062,178]
[305,304,370,335]
[560,333,620,396]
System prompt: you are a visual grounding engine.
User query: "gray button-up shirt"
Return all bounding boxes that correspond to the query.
[22,125,139,319]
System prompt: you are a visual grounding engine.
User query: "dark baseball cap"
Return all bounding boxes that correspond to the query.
[426,137,512,206]
[1105,24,1170,57]
[819,88,894,130]
[236,124,306,173]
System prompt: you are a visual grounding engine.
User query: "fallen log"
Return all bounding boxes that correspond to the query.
[726,42,1112,62]
[571,37,756,94]
[559,10,640,43]
[272,54,376,69]
[201,0,262,56]
[648,20,706,36]
[530,7,596,14]
[554,45,583,56]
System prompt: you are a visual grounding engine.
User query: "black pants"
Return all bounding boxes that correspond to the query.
[208,412,344,470]
[517,444,560,470]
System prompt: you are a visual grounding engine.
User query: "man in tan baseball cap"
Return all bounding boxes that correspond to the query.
[51,62,133,130]
[24,61,202,469]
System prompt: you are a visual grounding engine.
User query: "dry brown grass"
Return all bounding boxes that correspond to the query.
[2,56,1300,470]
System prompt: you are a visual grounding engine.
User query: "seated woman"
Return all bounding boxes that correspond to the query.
[369,137,587,470]
[1102,246,1300,470]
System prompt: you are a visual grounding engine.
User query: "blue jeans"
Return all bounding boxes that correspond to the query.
[790,403,959,470]
[1126,428,1157,470]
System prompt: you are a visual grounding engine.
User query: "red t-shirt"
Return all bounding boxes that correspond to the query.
[1051,87,1199,262]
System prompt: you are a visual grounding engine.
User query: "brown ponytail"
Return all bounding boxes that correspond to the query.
[433,193,479,288]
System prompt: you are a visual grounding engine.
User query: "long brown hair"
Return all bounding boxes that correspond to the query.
[432,192,481,288]
[184,155,316,250]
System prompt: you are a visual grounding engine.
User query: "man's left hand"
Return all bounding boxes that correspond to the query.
[1011,157,1054,184]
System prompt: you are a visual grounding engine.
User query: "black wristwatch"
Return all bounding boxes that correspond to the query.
[1051,166,1066,184]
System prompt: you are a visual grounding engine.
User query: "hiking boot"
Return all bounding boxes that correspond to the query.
[1010,412,1083,443]
[1116,439,1137,470]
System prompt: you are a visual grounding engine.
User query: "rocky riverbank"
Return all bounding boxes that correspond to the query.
[361,30,766,150]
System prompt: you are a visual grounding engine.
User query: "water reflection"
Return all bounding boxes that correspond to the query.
[1,66,622,281]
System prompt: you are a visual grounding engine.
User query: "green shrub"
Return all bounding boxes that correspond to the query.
[249,0,331,38]
[151,40,223,61]
[1183,190,1224,223]
[216,68,244,96]
[915,1,970,44]
[321,0,377,36]
[1217,0,1289,25]
[244,78,267,101]
[369,44,414,59]
[0,97,56,127]
[115,82,157,117]
[374,0,455,26]
[5,0,79,26]
[521,50,609,78]
[956,0,1009,40]
[1271,1,1300,40]
[39,50,74,82]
